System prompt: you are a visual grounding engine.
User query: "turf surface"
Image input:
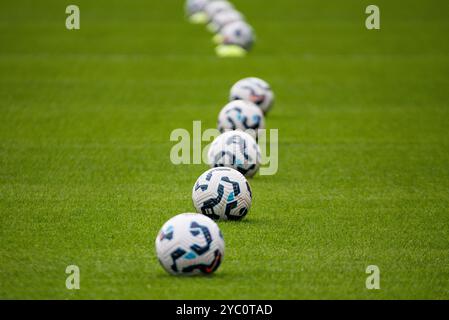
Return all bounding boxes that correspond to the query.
[1,0,449,299]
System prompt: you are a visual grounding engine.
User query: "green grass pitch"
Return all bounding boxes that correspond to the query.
[1,0,449,299]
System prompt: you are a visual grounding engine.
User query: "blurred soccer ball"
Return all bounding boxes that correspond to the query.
[204,0,234,20]
[208,10,244,33]
[192,167,252,220]
[185,0,209,17]
[230,77,274,114]
[220,20,254,50]
[217,100,265,140]
[208,130,261,178]
[155,213,224,275]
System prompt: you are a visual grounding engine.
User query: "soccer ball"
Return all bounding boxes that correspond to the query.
[208,10,244,33]
[208,130,261,178]
[217,100,265,140]
[155,213,224,275]
[192,167,252,220]
[185,0,209,17]
[204,0,234,20]
[220,21,254,50]
[230,77,274,114]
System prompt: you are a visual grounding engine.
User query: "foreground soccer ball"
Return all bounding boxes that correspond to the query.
[208,131,261,178]
[208,10,244,33]
[204,0,234,20]
[192,167,252,220]
[217,100,265,140]
[230,77,275,114]
[220,21,254,50]
[155,213,224,275]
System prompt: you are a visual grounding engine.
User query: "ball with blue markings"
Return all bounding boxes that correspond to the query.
[220,20,255,50]
[155,213,225,276]
[192,167,252,220]
[217,100,265,140]
[208,130,261,178]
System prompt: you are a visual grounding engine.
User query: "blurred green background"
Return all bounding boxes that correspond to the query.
[0,0,448,299]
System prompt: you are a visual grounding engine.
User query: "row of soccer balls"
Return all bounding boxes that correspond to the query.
[155,77,275,275]
[212,77,274,177]
[185,0,255,52]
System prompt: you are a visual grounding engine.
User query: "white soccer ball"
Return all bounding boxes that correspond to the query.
[192,167,252,220]
[208,10,244,33]
[185,0,209,16]
[217,100,265,140]
[220,21,254,50]
[204,0,234,20]
[155,213,224,275]
[208,131,261,178]
[230,77,275,113]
